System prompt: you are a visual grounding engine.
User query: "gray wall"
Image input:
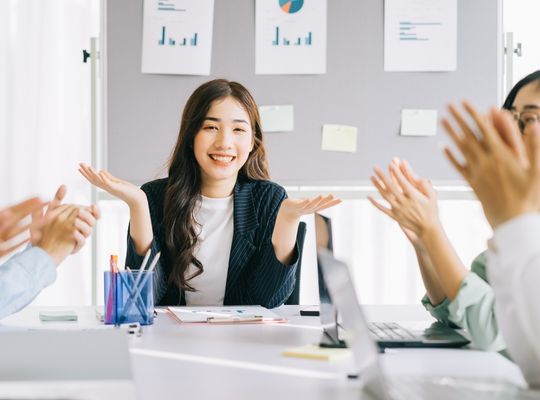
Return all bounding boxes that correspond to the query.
[107,0,501,185]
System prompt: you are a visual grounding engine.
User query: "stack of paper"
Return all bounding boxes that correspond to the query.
[167,306,287,324]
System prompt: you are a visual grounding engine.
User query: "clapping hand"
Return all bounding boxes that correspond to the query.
[368,158,440,241]
[0,198,45,257]
[442,101,540,228]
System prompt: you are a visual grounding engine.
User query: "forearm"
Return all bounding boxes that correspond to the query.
[414,245,446,305]
[0,247,56,319]
[419,223,468,300]
[128,199,153,256]
[271,214,298,265]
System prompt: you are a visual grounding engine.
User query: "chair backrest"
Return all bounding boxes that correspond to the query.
[285,221,307,305]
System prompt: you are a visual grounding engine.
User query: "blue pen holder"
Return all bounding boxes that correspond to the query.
[104,271,154,325]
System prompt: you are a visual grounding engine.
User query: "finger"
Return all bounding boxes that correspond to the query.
[49,185,67,211]
[303,195,325,212]
[314,198,342,213]
[400,161,426,194]
[525,123,540,175]
[0,221,32,242]
[461,101,503,152]
[374,166,403,201]
[441,117,476,165]
[4,198,45,223]
[490,107,527,164]
[89,204,101,220]
[72,230,86,254]
[419,178,436,198]
[448,103,485,153]
[443,147,470,181]
[370,176,397,205]
[0,238,30,257]
[400,160,422,186]
[74,218,93,238]
[389,162,417,197]
[367,196,395,220]
[55,205,80,224]
[304,195,337,213]
[79,164,105,187]
[101,170,120,183]
[76,208,98,228]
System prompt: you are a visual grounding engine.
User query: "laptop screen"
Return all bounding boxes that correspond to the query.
[317,249,391,400]
[314,213,340,345]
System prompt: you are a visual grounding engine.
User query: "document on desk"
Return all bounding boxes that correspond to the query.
[167,306,287,324]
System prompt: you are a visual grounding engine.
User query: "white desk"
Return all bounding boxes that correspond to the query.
[0,305,526,400]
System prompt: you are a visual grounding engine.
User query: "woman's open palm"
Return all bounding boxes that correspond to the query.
[79,163,145,206]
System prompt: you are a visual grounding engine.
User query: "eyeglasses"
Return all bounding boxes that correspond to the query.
[510,109,540,133]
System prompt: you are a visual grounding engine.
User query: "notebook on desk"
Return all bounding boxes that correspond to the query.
[167,306,287,324]
[313,212,470,349]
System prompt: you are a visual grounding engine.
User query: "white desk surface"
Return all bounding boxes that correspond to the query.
[0,305,527,400]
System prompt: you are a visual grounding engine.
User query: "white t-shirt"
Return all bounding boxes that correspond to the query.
[184,195,234,306]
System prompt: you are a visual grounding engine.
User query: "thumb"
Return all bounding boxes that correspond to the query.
[48,185,67,212]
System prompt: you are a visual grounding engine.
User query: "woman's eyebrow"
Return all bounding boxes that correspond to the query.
[203,116,249,124]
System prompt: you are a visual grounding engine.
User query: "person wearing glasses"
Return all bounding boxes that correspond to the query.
[442,100,540,389]
[368,70,540,355]
[0,186,99,319]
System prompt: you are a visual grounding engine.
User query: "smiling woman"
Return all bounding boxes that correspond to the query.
[79,79,340,308]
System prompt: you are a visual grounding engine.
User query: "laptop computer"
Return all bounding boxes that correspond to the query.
[313,212,470,349]
[317,248,540,400]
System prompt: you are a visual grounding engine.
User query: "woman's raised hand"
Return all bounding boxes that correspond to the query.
[278,195,342,222]
[79,163,146,207]
[368,158,441,240]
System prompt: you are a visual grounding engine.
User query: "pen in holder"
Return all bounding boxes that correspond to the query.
[104,270,155,325]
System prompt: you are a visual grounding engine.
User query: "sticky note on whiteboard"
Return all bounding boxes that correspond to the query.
[400,109,438,136]
[321,124,358,153]
[259,105,294,132]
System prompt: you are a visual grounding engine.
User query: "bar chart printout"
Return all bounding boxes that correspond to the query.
[384,0,457,71]
[142,0,214,75]
[256,0,327,74]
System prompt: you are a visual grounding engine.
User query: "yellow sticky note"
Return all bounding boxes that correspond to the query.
[321,124,358,153]
[282,344,351,361]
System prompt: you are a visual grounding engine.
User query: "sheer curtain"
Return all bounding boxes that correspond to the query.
[0,0,99,305]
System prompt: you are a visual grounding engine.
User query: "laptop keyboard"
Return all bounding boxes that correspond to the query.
[368,322,418,341]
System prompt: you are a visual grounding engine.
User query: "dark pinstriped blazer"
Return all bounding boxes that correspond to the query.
[125,177,299,308]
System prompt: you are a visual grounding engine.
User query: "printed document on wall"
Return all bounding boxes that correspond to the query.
[141,0,214,75]
[384,0,457,71]
[256,0,327,75]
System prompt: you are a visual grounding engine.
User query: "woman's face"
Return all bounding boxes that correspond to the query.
[193,96,254,187]
[511,81,540,135]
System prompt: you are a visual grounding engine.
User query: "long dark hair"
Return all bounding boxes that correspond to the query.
[163,79,270,291]
[502,70,540,111]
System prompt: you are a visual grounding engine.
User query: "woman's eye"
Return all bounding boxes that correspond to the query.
[234,127,246,133]
[204,125,218,131]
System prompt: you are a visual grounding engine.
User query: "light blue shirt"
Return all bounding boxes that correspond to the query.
[0,247,56,319]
